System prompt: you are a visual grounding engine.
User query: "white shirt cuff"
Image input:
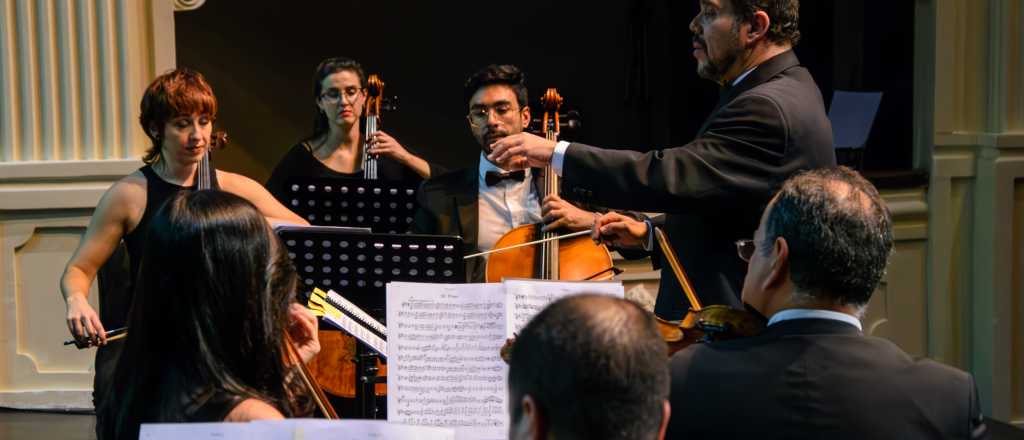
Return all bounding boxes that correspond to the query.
[643,218,655,252]
[552,141,571,177]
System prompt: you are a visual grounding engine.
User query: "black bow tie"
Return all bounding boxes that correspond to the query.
[485,170,526,186]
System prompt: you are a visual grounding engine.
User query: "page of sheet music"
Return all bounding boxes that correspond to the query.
[503,278,624,337]
[387,282,508,440]
[249,419,456,439]
[142,420,455,440]
[140,423,258,439]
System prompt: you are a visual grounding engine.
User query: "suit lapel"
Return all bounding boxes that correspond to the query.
[451,166,482,281]
[453,167,479,253]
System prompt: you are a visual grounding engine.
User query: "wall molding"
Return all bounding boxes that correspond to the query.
[173,0,207,12]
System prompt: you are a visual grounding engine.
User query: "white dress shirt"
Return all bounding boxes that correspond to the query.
[477,152,543,256]
[767,308,863,331]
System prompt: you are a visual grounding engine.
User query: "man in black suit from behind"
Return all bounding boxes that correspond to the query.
[666,167,989,439]
[488,0,836,320]
[508,294,670,440]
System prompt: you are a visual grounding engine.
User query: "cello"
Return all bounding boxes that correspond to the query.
[306,73,390,411]
[361,73,387,180]
[483,88,617,282]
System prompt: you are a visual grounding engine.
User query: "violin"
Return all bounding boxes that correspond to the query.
[284,333,339,419]
[651,227,765,356]
[482,88,617,282]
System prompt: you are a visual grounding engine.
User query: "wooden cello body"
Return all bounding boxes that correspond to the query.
[486,223,615,281]
[484,88,615,283]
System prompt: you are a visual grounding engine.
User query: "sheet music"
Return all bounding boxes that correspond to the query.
[325,289,387,337]
[503,278,624,337]
[387,282,508,440]
[140,423,259,439]
[142,420,455,440]
[318,296,388,357]
[249,419,455,440]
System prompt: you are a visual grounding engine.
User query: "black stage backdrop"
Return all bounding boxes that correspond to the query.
[174,0,914,182]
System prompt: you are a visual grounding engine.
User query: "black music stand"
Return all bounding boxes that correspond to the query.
[281,177,419,234]
[274,225,465,419]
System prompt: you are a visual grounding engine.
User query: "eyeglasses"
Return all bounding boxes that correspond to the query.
[735,239,756,262]
[466,103,520,127]
[320,87,364,104]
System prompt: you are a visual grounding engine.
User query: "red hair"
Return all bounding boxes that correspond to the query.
[138,68,218,164]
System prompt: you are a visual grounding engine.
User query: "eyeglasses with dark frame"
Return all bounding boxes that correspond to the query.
[466,102,520,127]
[320,87,364,104]
[735,239,756,262]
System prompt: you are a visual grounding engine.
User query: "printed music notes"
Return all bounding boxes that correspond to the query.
[386,279,623,440]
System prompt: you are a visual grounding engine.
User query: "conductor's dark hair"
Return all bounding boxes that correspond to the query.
[728,0,802,46]
[508,294,669,439]
[98,190,311,440]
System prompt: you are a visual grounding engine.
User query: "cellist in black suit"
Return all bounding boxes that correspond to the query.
[413,64,603,282]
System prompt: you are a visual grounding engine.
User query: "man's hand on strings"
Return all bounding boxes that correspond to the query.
[591,212,649,249]
[542,194,598,232]
[66,293,106,347]
[487,132,555,170]
[288,303,320,364]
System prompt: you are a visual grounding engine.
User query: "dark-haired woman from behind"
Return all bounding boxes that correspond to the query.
[97,190,319,440]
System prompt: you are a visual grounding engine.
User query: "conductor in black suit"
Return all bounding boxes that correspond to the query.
[488,0,835,319]
[666,166,989,439]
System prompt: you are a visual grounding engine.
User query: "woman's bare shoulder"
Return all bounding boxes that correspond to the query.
[223,398,285,422]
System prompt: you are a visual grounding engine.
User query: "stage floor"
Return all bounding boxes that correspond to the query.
[0,408,95,440]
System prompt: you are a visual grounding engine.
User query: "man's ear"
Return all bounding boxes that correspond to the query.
[743,10,771,44]
[656,400,671,440]
[761,236,789,291]
[520,394,545,440]
[520,105,531,129]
